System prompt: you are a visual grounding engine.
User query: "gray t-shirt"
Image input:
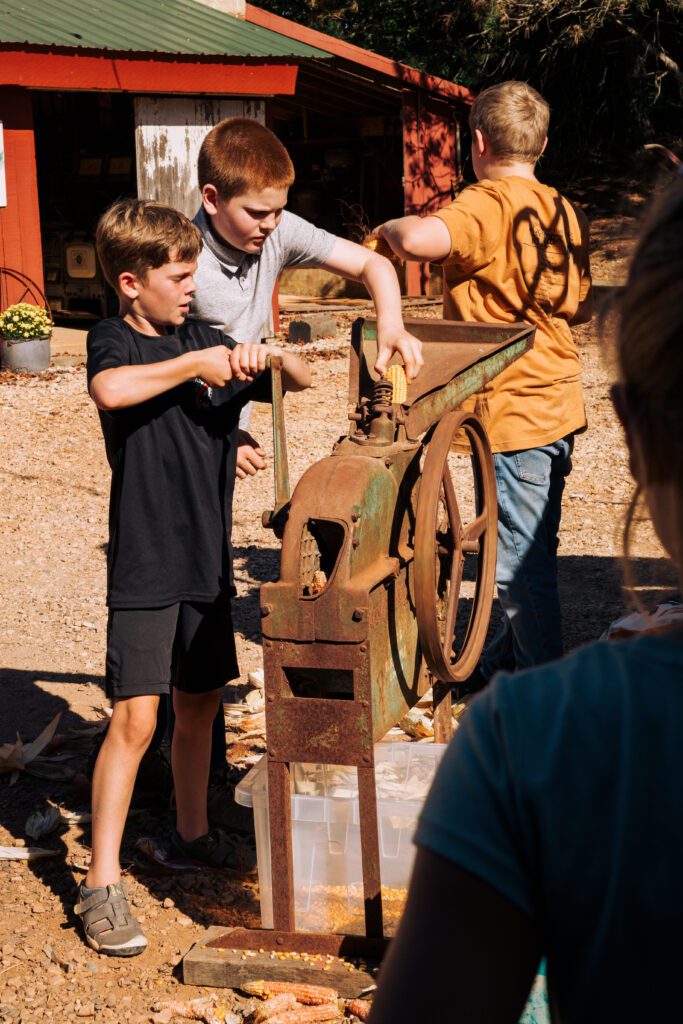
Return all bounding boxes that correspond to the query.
[190,206,336,342]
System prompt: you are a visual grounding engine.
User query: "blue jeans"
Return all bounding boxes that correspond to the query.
[480,436,574,680]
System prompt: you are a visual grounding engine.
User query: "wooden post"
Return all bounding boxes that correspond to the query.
[0,87,44,307]
[134,97,265,218]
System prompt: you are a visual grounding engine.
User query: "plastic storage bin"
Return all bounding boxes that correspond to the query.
[235,741,446,935]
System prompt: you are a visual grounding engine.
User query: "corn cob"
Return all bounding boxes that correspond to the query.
[361,234,399,262]
[345,998,372,1021]
[159,996,227,1024]
[311,569,328,593]
[242,981,338,1005]
[385,363,408,404]
[253,993,298,1021]
[261,1003,340,1024]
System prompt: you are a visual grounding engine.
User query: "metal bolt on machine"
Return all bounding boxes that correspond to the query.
[184,315,535,987]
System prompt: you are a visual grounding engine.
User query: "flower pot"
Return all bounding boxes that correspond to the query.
[1,334,52,373]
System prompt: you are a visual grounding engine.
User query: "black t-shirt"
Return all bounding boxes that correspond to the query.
[87,318,271,608]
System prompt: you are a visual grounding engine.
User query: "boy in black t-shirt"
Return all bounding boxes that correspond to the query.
[76,198,311,957]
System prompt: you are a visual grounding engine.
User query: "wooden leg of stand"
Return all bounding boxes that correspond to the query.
[432,679,453,743]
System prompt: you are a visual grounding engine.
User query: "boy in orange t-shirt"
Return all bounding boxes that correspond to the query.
[377,80,592,685]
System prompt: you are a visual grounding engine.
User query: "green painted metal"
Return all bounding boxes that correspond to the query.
[0,0,331,58]
[405,336,531,439]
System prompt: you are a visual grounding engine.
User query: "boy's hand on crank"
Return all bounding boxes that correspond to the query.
[229,343,272,381]
[193,345,234,387]
[235,430,267,479]
[375,328,424,382]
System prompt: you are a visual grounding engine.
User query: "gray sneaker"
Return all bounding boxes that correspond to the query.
[74,883,148,957]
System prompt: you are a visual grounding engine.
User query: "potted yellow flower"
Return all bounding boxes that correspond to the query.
[0,303,53,372]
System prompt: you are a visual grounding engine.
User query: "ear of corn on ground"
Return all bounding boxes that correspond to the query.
[159,995,227,1024]
[345,998,372,1021]
[252,993,298,1021]
[242,981,338,1005]
[259,1003,340,1024]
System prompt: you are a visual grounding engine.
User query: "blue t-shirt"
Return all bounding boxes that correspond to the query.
[416,632,683,1023]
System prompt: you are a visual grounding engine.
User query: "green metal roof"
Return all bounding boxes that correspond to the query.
[0,0,331,58]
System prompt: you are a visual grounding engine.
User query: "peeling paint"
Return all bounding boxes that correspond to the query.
[134,97,265,217]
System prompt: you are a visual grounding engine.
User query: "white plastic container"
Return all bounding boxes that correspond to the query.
[235,741,446,935]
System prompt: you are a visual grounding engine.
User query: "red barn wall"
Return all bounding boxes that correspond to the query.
[0,87,44,309]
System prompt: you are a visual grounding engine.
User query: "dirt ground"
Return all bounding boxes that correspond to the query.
[0,195,679,1023]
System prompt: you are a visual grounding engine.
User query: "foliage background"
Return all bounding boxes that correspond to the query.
[256,1,683,172]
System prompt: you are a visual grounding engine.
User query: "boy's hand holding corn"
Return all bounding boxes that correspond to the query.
[375,326,424,381]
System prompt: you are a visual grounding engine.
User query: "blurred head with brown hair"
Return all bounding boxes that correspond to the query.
[613,182,683,573]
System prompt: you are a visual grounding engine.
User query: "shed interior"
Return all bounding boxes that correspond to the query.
[33,91,136,320]
[29,75,435,323]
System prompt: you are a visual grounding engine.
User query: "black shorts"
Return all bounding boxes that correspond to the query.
[105,595,239,700]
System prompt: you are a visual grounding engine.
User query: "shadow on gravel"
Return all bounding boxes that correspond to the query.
[0,666,262,942]
[0,668,102,744]
[558,553,679,652]
[231,543,280,642]
[0,670,102,931]
[0,551,676,946]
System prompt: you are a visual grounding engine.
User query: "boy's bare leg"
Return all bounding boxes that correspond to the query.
[172,688,222,841]
[86,694,160,888]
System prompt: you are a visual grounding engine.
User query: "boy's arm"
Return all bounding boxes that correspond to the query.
[277,349,312,393]
[89,345,234,411]
[317,238,424,381]
[375,215,452,263]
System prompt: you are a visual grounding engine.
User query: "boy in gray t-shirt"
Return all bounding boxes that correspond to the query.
[185,118,424,799]
[191,116,424,478]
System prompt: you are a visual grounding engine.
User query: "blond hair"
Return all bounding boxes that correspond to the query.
[96,198,201,290]
[469,81,550,164]
[198,117,295,200]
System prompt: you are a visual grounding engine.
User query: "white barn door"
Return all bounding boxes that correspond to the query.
[134,97,266,219]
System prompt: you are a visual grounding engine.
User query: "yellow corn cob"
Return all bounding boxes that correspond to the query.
[261,1003,340,1024]
[345,998,372,1021]
[253,993,298,1021]
[385,363,408,404]
[361,234,399,262]
[242,981,339,1005]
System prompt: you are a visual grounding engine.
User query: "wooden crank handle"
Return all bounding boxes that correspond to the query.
[262,353,291,533]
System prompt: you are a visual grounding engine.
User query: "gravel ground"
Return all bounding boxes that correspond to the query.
[0,203,678,1022]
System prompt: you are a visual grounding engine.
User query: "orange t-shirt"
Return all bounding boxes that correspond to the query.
[434,176,591,452]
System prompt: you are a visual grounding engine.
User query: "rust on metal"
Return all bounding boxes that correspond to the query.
[414,410,498,684]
